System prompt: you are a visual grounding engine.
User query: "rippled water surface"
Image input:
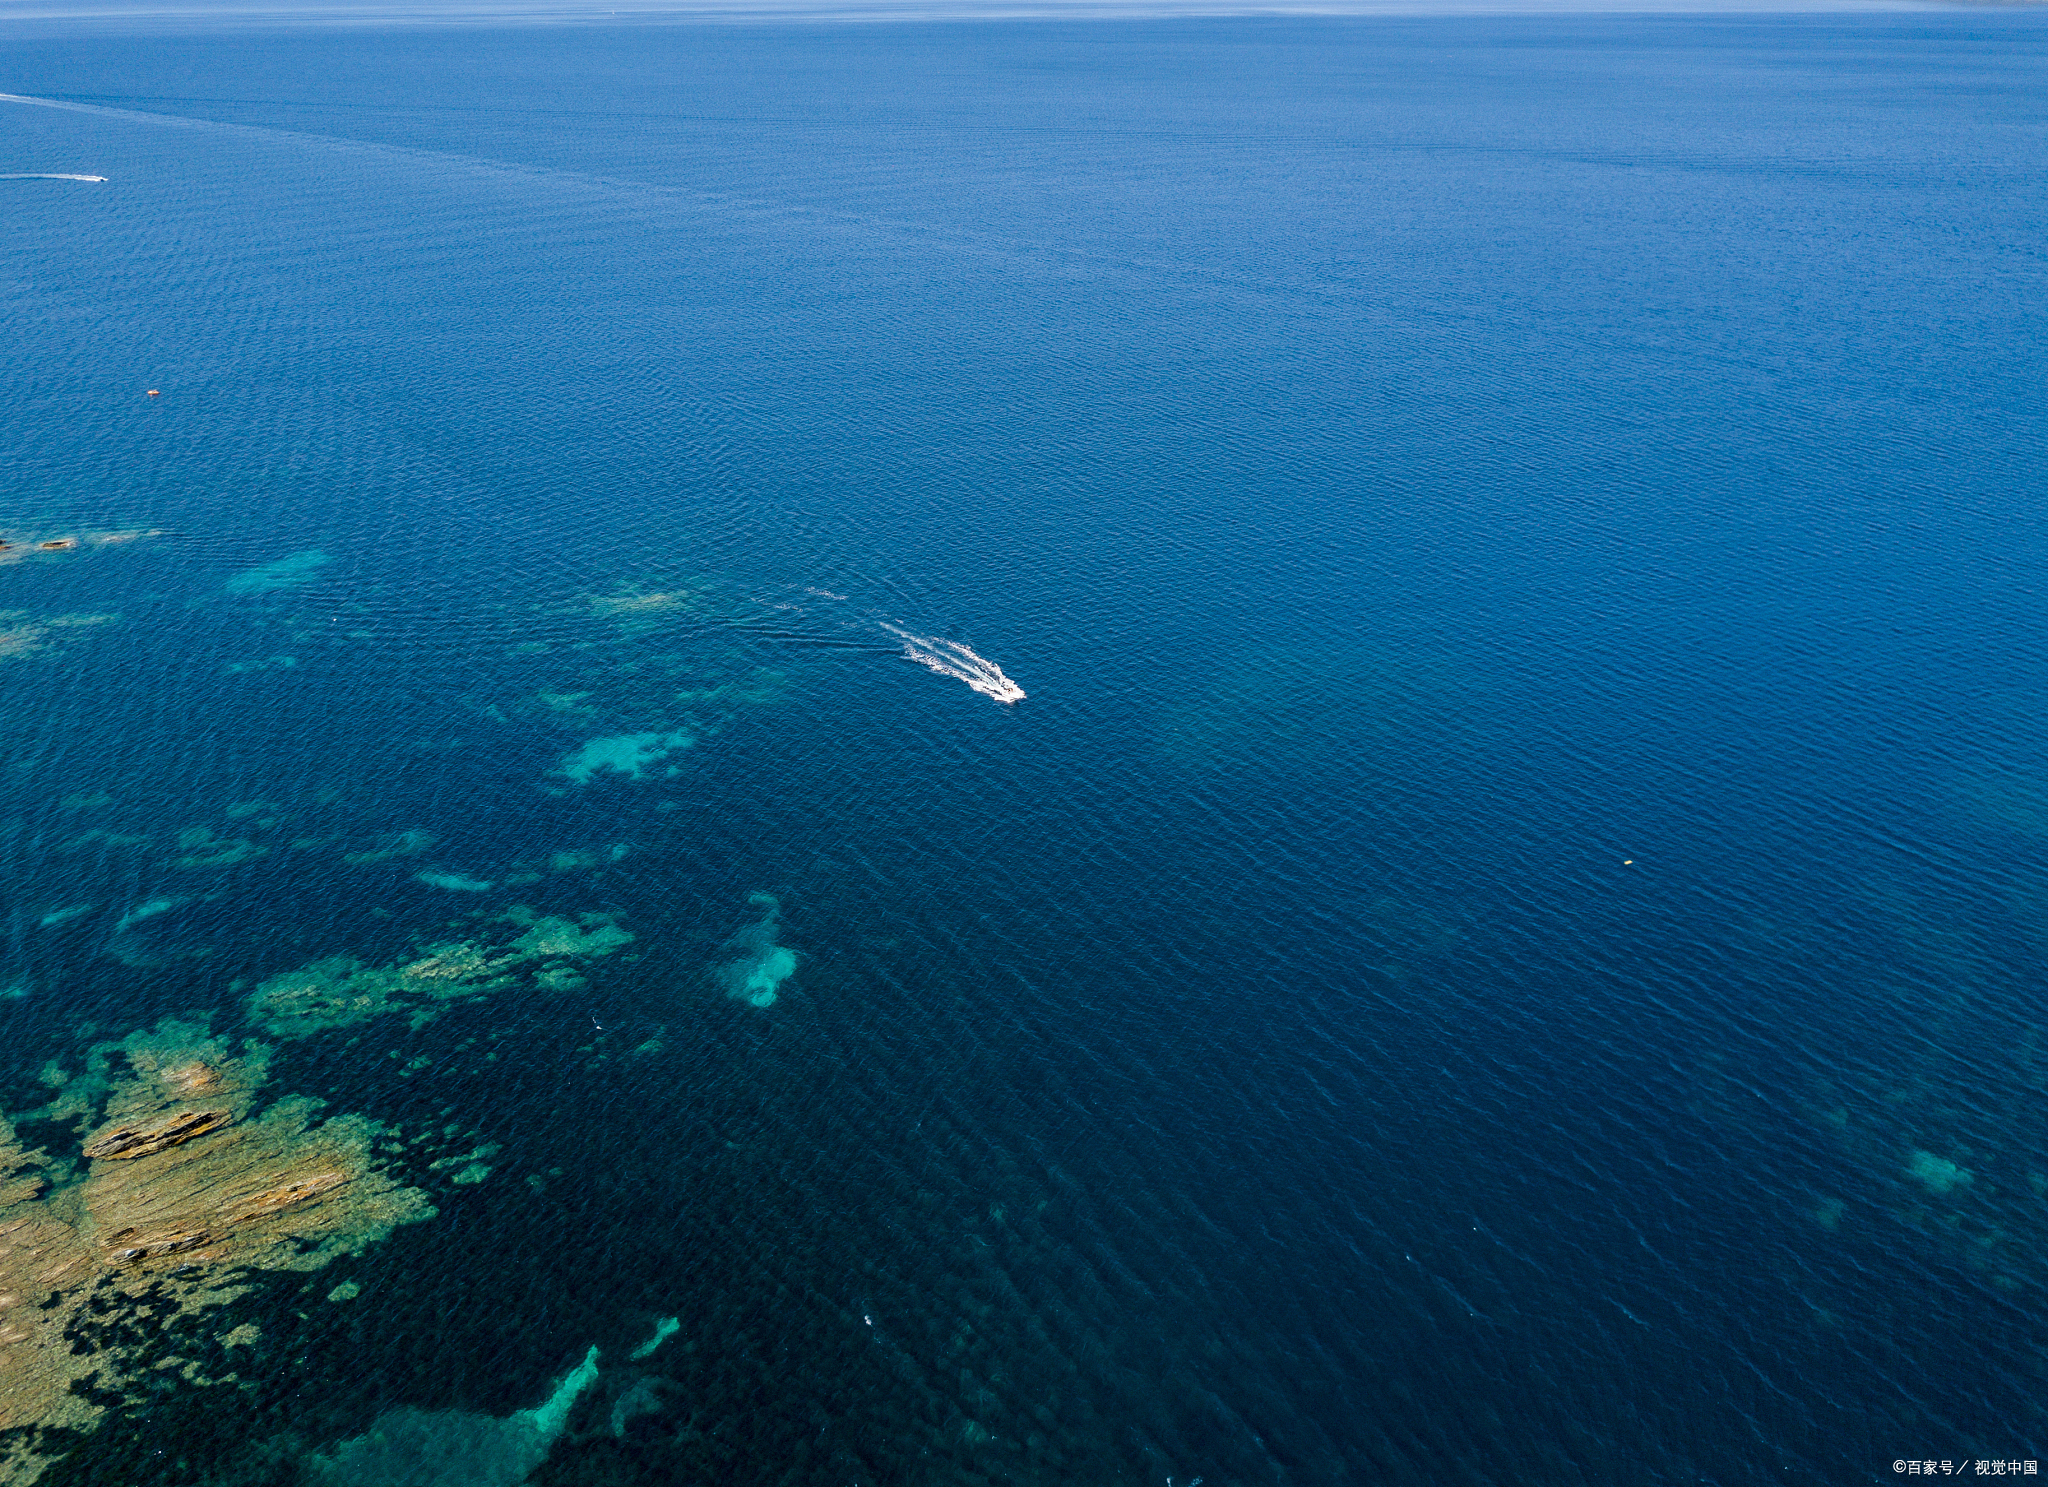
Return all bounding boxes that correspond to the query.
[3,13,2047,1484]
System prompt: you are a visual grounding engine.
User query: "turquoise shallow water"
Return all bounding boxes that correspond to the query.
[2,13,2048,1484]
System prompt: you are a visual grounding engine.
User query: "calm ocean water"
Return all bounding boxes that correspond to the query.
[2,12,2046,1484]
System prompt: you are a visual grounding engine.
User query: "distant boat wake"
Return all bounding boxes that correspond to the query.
[1,173,106,182]
[881,625,1025,705]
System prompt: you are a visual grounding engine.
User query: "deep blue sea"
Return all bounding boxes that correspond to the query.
[3,11,2047,1484]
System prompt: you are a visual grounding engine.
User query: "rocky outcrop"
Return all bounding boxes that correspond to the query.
[83,1109,231,1160]
[0,1021,435,1484]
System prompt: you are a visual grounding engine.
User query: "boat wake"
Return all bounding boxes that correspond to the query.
[881,625,1025,705]
[0,173,107,182]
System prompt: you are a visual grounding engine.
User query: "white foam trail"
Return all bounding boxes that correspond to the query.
[881,624,1026,705]
[0,173,107,182]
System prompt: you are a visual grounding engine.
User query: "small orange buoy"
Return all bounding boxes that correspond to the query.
[146,389,160,397]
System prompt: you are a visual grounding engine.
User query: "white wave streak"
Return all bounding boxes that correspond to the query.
[881,625,1026,704]
[0,173,107,182]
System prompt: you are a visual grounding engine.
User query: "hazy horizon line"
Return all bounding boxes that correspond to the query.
[5,0,2030,30]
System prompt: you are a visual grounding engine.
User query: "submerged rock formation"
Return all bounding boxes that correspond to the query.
[247,910,634,1039]
[716,893,798,1009]
[0,610,115,663]
[0,1020,433,1483]
[0,905,637,1477]
[0,529,157,566]
[305,1344,601,1487]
